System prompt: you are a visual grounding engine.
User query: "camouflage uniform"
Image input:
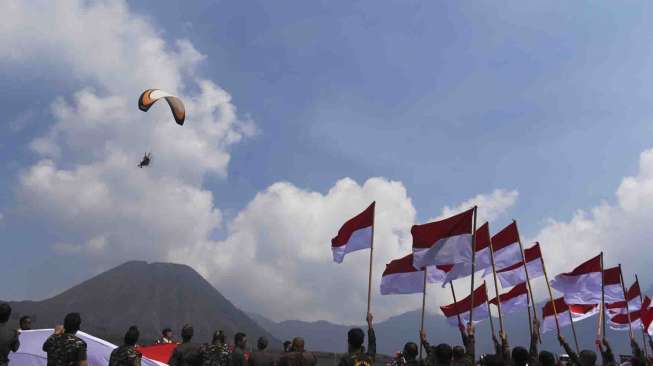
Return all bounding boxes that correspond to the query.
[42,333,87,366]
[109,345,142,366]
[199,343,231,366]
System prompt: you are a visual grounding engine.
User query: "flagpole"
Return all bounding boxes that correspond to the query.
[451,281,463,328]
[514,220,539,337]
[619,264,634,340]
[419,270,427,360]
[469,206,478,326]
[600,252,606,339]
[366,205,375,318]
[635,274,649,359]
[488,229,505,337]
[485,281,496,338]
[540,243,561,335]
[568,308,581,354]
[527,299,534,337]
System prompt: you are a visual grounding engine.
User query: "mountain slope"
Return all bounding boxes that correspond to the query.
[4,261,278,346]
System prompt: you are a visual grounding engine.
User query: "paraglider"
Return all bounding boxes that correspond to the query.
[138,89,186,125]
[138,152,152,168]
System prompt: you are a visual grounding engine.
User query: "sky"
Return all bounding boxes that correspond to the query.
[2,0,653,325]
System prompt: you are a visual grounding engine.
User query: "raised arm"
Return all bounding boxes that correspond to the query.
[465,324,476,364]
[530,320,540,361]
[598,338,615,366]
[500,331,510,362]
[558,335,580,366]
[631,338,647,366]
[366,313,376,361]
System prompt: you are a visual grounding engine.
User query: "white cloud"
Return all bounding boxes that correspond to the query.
[439,189,519,225]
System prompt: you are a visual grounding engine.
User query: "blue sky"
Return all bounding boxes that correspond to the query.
[2,0,653,323]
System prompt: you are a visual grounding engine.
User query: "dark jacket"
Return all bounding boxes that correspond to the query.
[230,348,248,366]
[338,328,376,366]
[42,333,87,366]
[0,324,19,365]
[250,351,275,366]
[278,351,317,366]
[169,342,202,366]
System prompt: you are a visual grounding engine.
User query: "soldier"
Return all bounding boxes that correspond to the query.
[199,330,231,366]
[42,313,87,366]
[250,337,275,366]
[109,326,142,366]
[156,328,176,344]
[230,333,248,366]
[19,316,32,331]
[0,303,20,366]
[169,325,201,366]
[338,313,375,366]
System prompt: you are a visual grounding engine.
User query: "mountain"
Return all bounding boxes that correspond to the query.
[3,261,279,347]
[252,307,643,356]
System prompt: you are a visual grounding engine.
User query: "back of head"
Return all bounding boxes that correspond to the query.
[403,342,418,361]
[257,337,268,351]
[212,330,225,345]
[162,328,172,336]
[124,326,140,346]
[181,324,194,342]
[292,337,305,352]
[234,332,246,348]
[63,312,81,334]
[481,354,505,366]
[539,351,555,366]
[0,303,11,324]
[347,328,365,350]
[452,346,465,360]
[434,343,453,366]
[512,347,529,366]
[579,350,597,366]
[283,341,292,352]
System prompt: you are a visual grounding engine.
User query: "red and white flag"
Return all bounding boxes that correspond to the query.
[608,296,651,331]
[442,223,492,284]
[603,266,625,303]
[489,282,529,314]
[606,281,642,317]
[440,283,489,327]
[550,254,603,304]
[331,202,374,263]
[380,254,453,295]
[412,208,474,269]
[487,222,523,273]
[541,297,599,333]
[496,243,544,288]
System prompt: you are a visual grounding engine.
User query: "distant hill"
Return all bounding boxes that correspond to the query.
[3,261,279,347]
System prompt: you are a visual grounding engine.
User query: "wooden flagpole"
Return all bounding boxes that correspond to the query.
[618,264,634,340]
[568,308,581,354]
[488,228,505,337]
[635,275,649,359]
[366,204,375,318]
[419,270,427,360]
[514,220,539,336]
[451,281,463,328]
[468,206,478,326]
[540,242,561,335]
[485,281,496,338]
[599,252,606,339]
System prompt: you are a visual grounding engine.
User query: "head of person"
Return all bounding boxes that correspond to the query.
[235,332,247,350]
[630,357,644,366]
[283,341,292,352]
[124,326,140,346]
[19,316,32,330]
[512,346,529,366]
[162,328,173,339]
[291,337,305,353]
[481,354,505,366]
[452,345,465,360]
[63,312,81,334]
[434,343,453,366]
[0,303,11,324]
[257,337,268,351]
[181,324,194,342]
[579,350,597,366]
[212,330,226,345]
[403,342,418,361]
[347,328,365,351]
[539,351,555,366]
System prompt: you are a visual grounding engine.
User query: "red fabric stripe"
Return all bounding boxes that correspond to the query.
[497,243,542,273]
[569,303,598,315]
[440,283,488,317]
[603,266,621,286]
[411,208,474,249]
[437,264,454,272]
[543,297,568,317]
[331,202,375,247]
[383,254,421,275]
[490,283,528,305]
[136,343,177,364]
[491,222,519,251]
[561,254,602,276]
[475,223,490,251]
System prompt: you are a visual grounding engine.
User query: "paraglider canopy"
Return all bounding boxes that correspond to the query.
[138,89,186,125]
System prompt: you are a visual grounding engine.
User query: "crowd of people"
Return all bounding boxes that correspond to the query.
[1,302,652,366]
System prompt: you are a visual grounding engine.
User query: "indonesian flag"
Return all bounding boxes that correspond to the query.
[550,254,603,304]
[603,266,625,303]
[440,283,489,326]
[331,202,374,263]
[489,282,529,314]
[380,254,453,295]
[488,222,523,272]
[607,281,642,317]
[496,243,544,288]
[541,297,599,333]
[608,296,652,331]
[412,208,474,269]
[442,223,492,284]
